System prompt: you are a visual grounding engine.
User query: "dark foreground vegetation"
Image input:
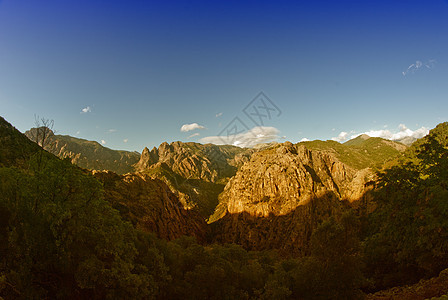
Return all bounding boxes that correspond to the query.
[1,119,448,299]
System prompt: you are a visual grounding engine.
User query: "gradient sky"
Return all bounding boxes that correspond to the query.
[1,0,448,152]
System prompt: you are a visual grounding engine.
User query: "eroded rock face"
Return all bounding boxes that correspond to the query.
[210,142,376,252]
[213,142,375,220]
[134,142,254,217]
[135,141,252,183]
[93,171,208,242]
[212,193,349,255]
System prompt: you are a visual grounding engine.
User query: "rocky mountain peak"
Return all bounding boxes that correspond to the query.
[135,141,249,183]
[211,142,375,221]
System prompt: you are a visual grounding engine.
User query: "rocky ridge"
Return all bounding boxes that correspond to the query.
[211,141,376,222]
[25,127,140,174]
[135,141,253,217]
[93,171,208,242]
[208,140,394,253]
[135,141,252,182]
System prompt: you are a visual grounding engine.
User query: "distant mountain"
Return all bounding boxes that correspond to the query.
[25,127,140,174]
[343,134,372,146]
[303,136,407,170]
[394,136,418,146]
[408,122,448,149]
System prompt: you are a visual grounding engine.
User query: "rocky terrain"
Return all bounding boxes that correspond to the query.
[135,141,252,182]
[209,141,381,252]
[135,141,253,217]
[212,142,376,220]
[93,170,208,242]
[212,193,351,255]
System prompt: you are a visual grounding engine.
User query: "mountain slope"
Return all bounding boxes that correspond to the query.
[0,117,41,167]
[302,136,406,170]
[25,127,140,174]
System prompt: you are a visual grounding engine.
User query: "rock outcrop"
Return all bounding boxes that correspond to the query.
[212,193,350,255]
[211,142,375,221]
[135,141,253,217]
[93,171,208,242]
[210,142,377,253]
[135,141,252,182]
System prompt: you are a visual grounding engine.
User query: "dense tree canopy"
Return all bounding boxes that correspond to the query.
[363,132,448,290]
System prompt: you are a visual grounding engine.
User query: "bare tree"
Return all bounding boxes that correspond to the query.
[29,115,55,149]
[29,115,56,173]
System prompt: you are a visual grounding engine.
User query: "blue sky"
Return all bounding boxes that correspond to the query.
[1,0,448,151]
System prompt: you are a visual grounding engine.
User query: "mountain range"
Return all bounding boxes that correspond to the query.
[3,115,448,299]
[20,118,409,251]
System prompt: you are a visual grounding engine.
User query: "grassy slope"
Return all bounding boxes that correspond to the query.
[46,134,140,174]
[298,137,406,170]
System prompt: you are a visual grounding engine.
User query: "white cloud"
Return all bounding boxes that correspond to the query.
[200,126,280,148]
[216,112,223,118]
[402,59,436,76]
[188,133,200,138]
[108,129,117,133]
[300,138,310,142]
[75,131,80,135]
[81,106,91,114]
[123,139,128,143]
[350,124,429,141]
[332,131,349,142]
[332,124,429,143]
[180,123,206,132]
[101,140,106,145]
